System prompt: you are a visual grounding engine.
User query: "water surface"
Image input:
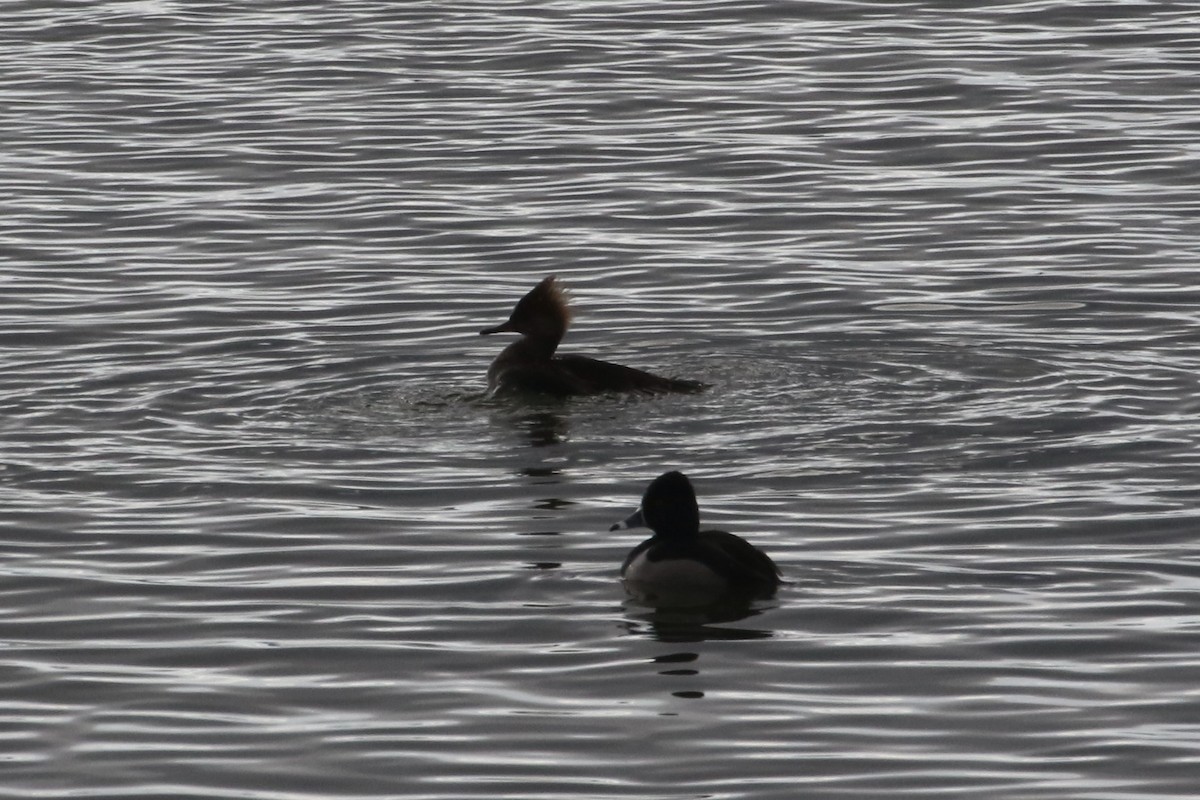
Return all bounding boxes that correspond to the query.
[2,1,1199,798]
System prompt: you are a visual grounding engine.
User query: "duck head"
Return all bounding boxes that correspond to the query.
[479,275,572,357]
[611,470,701,539]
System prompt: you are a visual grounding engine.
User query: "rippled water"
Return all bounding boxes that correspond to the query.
[3,1,1200,797]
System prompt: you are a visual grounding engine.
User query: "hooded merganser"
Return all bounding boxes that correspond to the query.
[479,276,706,397]
[611,471,781,607]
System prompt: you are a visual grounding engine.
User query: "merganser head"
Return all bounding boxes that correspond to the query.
[479,275,572,353]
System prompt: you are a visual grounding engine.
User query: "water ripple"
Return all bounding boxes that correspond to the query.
[3,1,1200,798]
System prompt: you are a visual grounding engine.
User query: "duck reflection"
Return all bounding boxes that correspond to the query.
[621,603,776,642]
[619,612,776,702]
[483,397,570,449]
[652,652,704,699]
[517,409,569,447]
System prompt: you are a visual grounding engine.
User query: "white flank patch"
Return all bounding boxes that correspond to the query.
[622,551,728,607]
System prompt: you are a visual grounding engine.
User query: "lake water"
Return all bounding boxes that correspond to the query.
[2,1,1199,797]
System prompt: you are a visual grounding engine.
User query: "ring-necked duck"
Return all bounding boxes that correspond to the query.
[479,276,706,397]
[611,471,781,607]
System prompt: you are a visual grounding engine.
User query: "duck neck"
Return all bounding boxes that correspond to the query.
[501,332,560,363]
[659,525,698,542]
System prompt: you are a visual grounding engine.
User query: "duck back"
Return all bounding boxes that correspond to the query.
[554,354,706,395]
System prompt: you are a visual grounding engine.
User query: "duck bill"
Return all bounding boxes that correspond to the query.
[609,508,645,532]
[479,320,517,335]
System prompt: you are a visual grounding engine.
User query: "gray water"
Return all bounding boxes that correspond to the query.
[3,2,1200,798]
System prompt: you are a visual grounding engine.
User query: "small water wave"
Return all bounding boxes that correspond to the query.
[3,1,1200,798]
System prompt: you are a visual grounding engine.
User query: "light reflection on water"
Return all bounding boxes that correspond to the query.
[3,0,1200,797]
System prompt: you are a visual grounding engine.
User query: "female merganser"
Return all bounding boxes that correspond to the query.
[479,276,706,397]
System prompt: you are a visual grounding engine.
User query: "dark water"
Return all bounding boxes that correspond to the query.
[3,2,1199,797]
